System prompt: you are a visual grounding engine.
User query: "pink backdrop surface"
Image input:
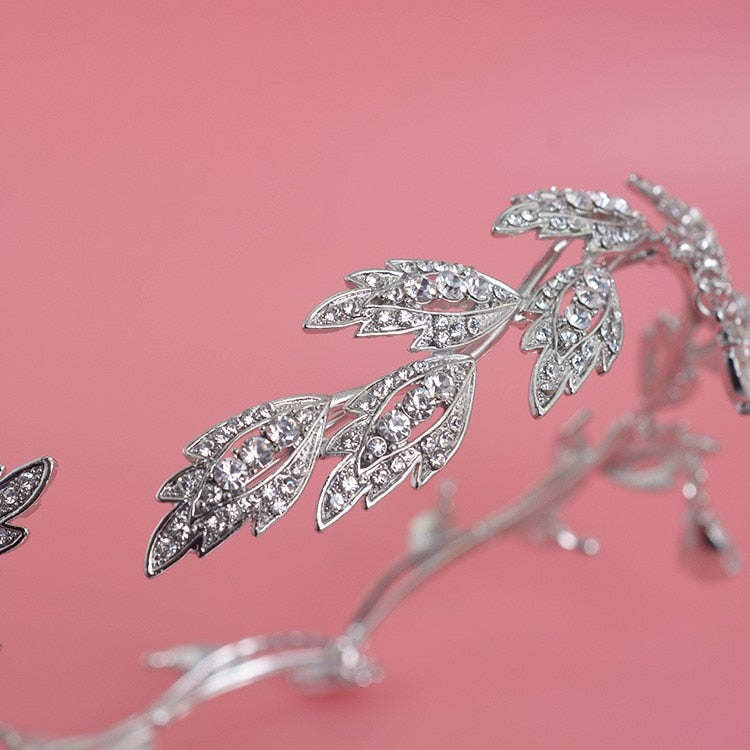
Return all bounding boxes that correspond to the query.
[1,2,749,748]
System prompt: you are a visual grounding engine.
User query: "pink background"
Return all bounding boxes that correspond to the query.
[1,1,749,747]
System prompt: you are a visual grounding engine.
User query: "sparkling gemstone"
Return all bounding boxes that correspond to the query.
[272,496,287,515]
[434,329,451,347]
[261,485,276,503]
[538,357,564,393]
[239,436,276,470]
[212,458,248,492]
[424,372,455,402]
[564,189,592,210]
[372,468,391,487]
[565,302,595,330]
[549,216,567,230]
[341,475,359,494]
[506,213,523,226]
[575,282,604,309]
[200,482,223,507]
[279,477,297,496]
[449,321,465,343]
[329,492,346,511]
[590,191,611,209]
[403,275,436,304]
[466,274,491,301]
[612,197,630,213]
[435,271,465,301]
[365,436,388,459]
[390,456,407,473]
[520,208,537,222]
[558,327,579,347]
[401,387,436,423]
[262,414,301,448]
[583,266,612,293]
[467,317,482,336]
[376,410,412,443]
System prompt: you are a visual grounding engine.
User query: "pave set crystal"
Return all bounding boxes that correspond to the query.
[147,176,750,576]
[304,259,520,351]
[317,355,476,529]
[493,186,649,253]
[0,459,54,554]
[521,263,623,415]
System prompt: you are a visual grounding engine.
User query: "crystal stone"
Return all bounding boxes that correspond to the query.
[564,189,592,210]
[403,275,436,304]
[376,409,412,444]
[262,414,301,448]
[365,436,388,459]
[212,458,249,492]
[424,372,455,402]
[401,387,436,423]
[466,274,491,301]
[565,302,595,330]
[239,435,276,470]
[435,271,465,301]
[583,266,612,293]
[575,282,604,309]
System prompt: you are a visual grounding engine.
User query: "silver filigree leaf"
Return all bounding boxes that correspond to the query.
[304,259,520,351]
[521,264,624,416]
[317,354,476,529]
[146,396,329,576]
[493,187,649,253]
[0,457,56,555]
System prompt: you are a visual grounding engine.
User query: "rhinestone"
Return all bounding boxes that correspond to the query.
[538,357,564,393]
[549,216,567,230]
[262,414,300,448]
[575,282,604,309]
[260,485,276,503]
[434,329,451,347]
[520,208,537,222]
[239,436,276,470]
[429,452,447,469]
[558,327,579,347]
[564,189,592,210]
[590,191,611,209]
[328,492,346,511]
[403,275,436,304]
[212,458,248,492]
[612,197,630,213]
[506,213,523,226]
[341,475,359,494]
[401,387,436,423]
[200,482,223,507]
[390,456,407,473]
[377,410,412,443]
[365,436,388,459]
[583,266,612,293]
[372,469,390,487]
[467,317,481,336]
[435,271,465,301]
[280,476,297,496]
[381,286,404,304]
[449,321,465,343]
[272,496,287,515]
[424,372,455,402]
[466,274,491,301]
[565,303,595,330]
[534,323,552,345]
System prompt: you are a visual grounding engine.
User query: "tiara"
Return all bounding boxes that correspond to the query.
[145,173,748,576]
[2,175,745,749]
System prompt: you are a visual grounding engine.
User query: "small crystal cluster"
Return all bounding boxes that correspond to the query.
[305,258,520,351]
[148,398,329,575]
[0,463,45,521]
[494,186,648,253]
[318,356,475,528]
[521,263,623,415]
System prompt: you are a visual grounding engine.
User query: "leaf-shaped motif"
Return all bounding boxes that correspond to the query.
[146,396,329,576]
[493,187,649,253]
[0,457,56,555]
[304,259,520,351]
[317,354,476,529]
[520,264,624,416]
